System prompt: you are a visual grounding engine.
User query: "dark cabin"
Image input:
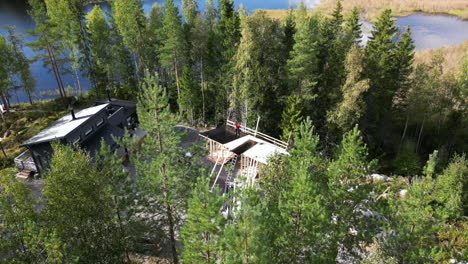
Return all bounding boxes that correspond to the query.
[14,100,137,177]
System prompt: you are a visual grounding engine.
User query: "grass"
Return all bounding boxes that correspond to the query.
[316,0,468,20]
[414,40,468,74]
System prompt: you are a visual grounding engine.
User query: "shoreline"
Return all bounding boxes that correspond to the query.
[259,8,468,21]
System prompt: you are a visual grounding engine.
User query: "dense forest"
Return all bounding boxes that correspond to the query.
[0,0,467,263]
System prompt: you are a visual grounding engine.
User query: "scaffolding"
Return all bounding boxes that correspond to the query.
[200,120,289,192]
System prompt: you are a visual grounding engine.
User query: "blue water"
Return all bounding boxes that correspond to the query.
[1,0,467,104]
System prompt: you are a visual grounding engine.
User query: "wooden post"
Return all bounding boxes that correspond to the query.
[254,116,260,137]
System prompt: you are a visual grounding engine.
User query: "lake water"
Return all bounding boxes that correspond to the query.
[1,0,467,104]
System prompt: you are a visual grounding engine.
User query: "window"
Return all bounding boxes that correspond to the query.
[96,117,104,127]
[72,136,81,145]
[85,127,93,136]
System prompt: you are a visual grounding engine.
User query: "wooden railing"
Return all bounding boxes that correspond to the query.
[226,120,288,149]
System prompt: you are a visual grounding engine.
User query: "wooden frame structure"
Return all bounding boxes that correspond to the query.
[200,120,289,190]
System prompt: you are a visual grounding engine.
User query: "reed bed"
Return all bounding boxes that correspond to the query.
[414,41,468,74]
[317,0,468,20]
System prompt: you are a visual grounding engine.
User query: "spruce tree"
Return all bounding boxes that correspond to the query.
[280,95,304,141]
[182,0,199,27]
[218,0,241,63]
[287,4,320,100]
[392,26,415,100]
[343,7,362,47]
[180,176,225,264]
[363,9,399,147]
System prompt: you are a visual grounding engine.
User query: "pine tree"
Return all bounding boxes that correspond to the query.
[27,0,67,98]
[135,71,202,264]
[423,150,439,177]
[220,188,263,264]
[180,176,225,264]
[0,171,48,262]
[182,0,199,27]
[327,126,378,258]
[112,0,148,71]
[4,26,35,104]
[159,0,188,111]
[274,119,331,262]
[0,35,13,109]
[43,143,125,262]
[44,0,83,93]
[433,154,467,219]
[86,5,112,97]
[386,176,439,262]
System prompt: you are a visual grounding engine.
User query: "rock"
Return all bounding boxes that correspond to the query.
[371,173,390,182]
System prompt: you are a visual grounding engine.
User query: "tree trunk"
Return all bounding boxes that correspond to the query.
[174,60,181,113]
[26,89,33,104]
[156,114,179,264]
[399,114,409,150]
[1,93,10,113]
[49,48,66,98]
[416,117,425,153]
[46,45,65,98]
[200,58,206,124]
[74,68,82,96]
[14,90,20,105]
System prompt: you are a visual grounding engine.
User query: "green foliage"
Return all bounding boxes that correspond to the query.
[135,71,203,263]
[393,141,422,176]
[423,150,439,177]
[159,0,188,110]
[180,176,225,264]
[433,154,467,219]
[386,176,440,262]
[328,46,369,133]
[220,188,263,263]
[44,143,125,263]
[231,11,287,134]
[280,95,303,141]
[287,10,320,98]
[327,126,378,257]
[112,0,148,70]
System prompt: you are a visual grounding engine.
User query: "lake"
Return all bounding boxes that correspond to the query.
[1,0,467,104]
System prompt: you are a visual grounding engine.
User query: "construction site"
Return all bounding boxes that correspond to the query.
[200,120,289,193]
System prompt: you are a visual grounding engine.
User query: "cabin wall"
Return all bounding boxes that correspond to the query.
[29,142,53,174]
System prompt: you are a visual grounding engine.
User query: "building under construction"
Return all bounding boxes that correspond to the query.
[200,120,289,192]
